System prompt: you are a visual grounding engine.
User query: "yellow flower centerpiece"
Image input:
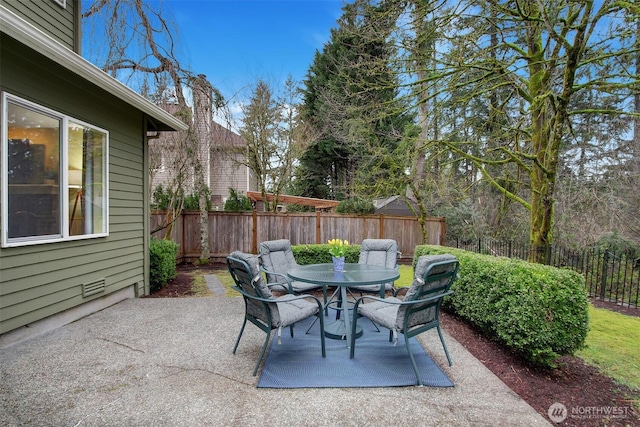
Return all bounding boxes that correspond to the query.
[328,238,349,271]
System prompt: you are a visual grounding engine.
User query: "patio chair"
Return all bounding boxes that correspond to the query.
[350,239,400,298]
[349,254,459,386]
[259,239,328,310]
[227,251,326,376]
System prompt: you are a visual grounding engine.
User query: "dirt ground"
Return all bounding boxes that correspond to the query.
[148,263,640,427]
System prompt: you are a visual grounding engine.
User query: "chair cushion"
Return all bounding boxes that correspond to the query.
[229,251,274,300]
[353,239,398,293]
[259,239,326,294]
[398,254,458,330]
[270,280,324,294]
[259,239,299,280]
[405,254,458,301]
[348,283,395,293]
[358,239,397,268]
[275,295,320,328]
[357,296,402,330]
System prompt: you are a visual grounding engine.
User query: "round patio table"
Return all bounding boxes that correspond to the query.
[288,263,400,347]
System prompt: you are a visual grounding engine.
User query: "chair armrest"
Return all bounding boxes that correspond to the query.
[266,281,292,292]
[233,285,323,310]
[260,266,294,293]
[232,285,276,303]
[393,287,408,297]
[275,293,324,310]
[353,290,454,311]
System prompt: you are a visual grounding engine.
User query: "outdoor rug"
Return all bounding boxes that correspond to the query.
[257,315,454,388]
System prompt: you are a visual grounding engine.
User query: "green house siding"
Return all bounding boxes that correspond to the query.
[1,0,76,51]
[0,35,150,334]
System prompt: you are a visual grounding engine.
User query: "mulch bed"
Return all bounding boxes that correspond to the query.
[441,310,639,427]
[150,263,640,426]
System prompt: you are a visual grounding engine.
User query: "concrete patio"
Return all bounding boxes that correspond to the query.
[0,296,551,426]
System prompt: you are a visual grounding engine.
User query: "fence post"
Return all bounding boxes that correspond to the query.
[599,249,609,300]
[181,212,185,260]
[316,211,321,244]
[252,210,258,254]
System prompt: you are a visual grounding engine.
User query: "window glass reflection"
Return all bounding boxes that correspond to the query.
[7,103,61,238]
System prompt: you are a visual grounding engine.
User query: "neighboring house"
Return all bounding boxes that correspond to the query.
[150,87,257,211]
[208,122,258,209]
[0,1,187,347]
[374,195,420,217]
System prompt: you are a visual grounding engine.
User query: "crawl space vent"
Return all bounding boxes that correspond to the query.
[83,279,106,297]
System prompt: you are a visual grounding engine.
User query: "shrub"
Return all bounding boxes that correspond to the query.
[152,185,213,212]
[285,203,314,213]
[152,184,182,210]
[292,243,360,264]
[224,188,252,212]
[336,198,375,214]
[149,238,178,292]
[415,245,590,367]
[183,188,212,211]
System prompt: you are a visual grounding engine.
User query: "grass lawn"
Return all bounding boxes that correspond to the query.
[211,264,640,393]
[577,305,640,391]
[213,268,239,294]
[396,264,413,287]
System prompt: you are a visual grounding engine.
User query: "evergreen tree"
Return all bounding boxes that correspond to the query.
[296,0,414,200]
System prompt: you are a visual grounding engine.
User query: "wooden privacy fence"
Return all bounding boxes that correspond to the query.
[151,211,446,263]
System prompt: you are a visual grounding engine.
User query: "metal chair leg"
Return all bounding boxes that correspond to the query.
[307,287,339,334]
[253,330,272,376]
[305,316,319,334]
[322,287,328,316]
[368,316,381,333]
[318,312,326,357]
[437,325,453,366]
[404,333,423,386]
[232,318,248,354]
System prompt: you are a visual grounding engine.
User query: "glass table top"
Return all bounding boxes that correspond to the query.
[288,263,399,286]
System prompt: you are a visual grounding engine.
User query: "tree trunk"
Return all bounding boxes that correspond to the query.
[192,76,212,262]
[409,0,437,245]
[527,18,555,264]
[635,15,640,180]
[526,3,580,263]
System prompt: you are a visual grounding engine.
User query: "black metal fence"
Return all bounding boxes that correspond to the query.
[446,237,640,309]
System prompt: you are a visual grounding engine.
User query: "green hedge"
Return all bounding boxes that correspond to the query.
[149,238,178,292]
[415,245,589,367]
[292,244,360,264]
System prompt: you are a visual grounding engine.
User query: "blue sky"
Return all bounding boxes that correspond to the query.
[162,0,346,100]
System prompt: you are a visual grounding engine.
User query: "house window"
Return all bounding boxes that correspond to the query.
[2,93,108,247]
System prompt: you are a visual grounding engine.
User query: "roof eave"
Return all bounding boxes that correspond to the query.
[0,5,188,132]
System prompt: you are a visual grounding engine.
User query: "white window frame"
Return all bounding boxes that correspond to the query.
[1,92,109,247]
[53,0,66,8]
